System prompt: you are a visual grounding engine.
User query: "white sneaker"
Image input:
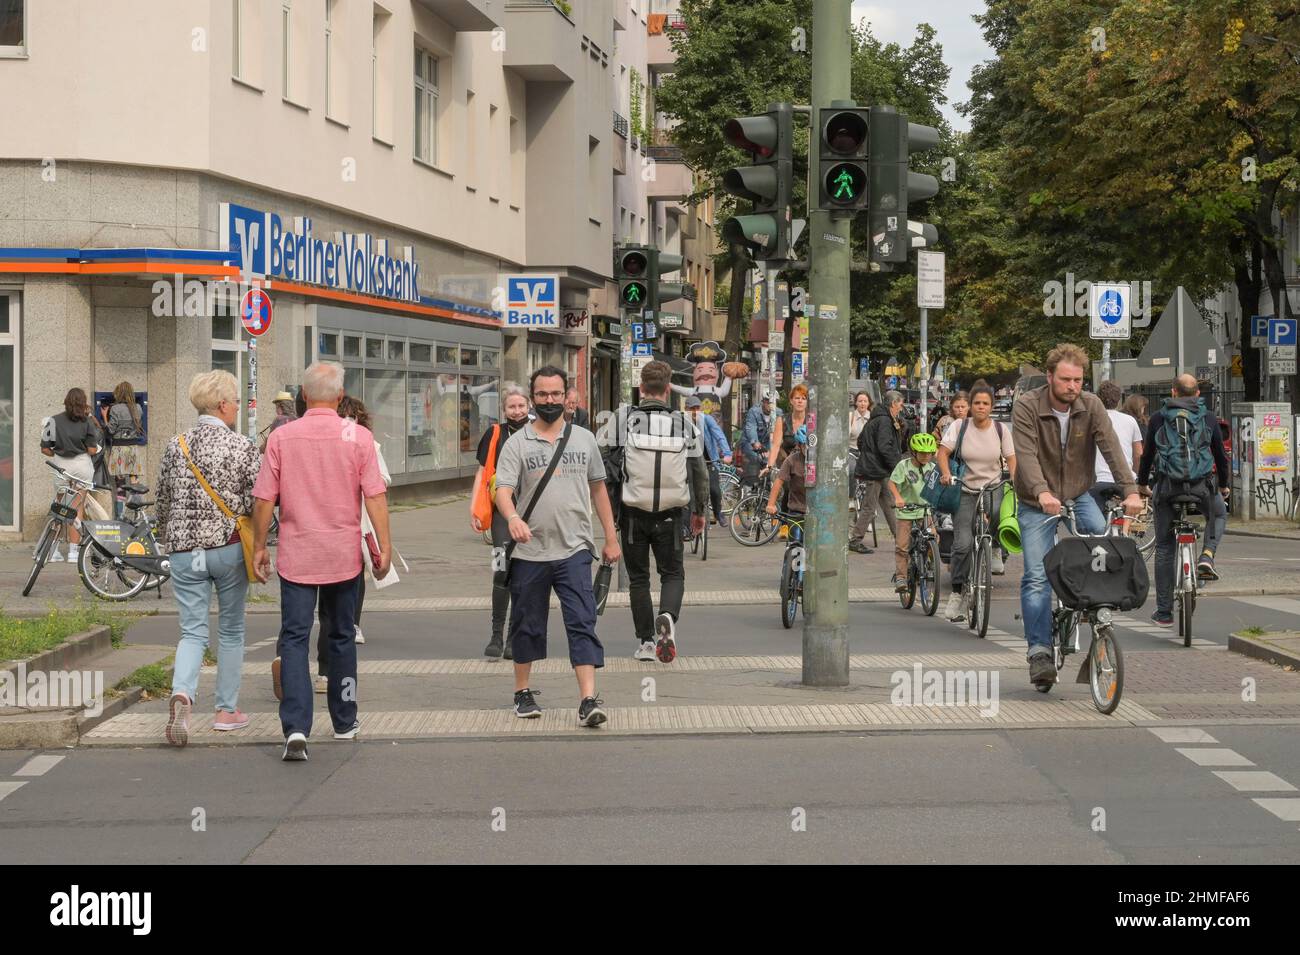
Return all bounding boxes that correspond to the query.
[944,593,965,621]
[314,675,328,694]
[633,640,656,661]
[354,627,365,645]
[654,613,677,663]
[282,732,309,762]
[67,545,80,562]
[991,552,1005,575]
[48,548,65,563]
[333,721,360,740]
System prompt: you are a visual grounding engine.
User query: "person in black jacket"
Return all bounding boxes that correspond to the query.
[850,391,904,554]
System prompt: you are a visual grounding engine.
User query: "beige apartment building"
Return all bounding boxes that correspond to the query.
[0,0,627,537]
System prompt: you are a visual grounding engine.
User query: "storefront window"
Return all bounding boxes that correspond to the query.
[461,374,497,467]
[344,366,362,400]
[212,314,234,341]
[0,292,15,528]
[461,346,479,368]
[410,342,432,364]
[437,345,457,366]
[433,372,460,469]
[407,371,435,468]
[318,332,339,356]
[388,339,406,362]
[343,335,361,358]
[212,349,238,378]
[364,368,406,474]
[481,348,499,369]
[366,337,384,360]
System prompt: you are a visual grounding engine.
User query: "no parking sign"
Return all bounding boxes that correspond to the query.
[240,288,273,336]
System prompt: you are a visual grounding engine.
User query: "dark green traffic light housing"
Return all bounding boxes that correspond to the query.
[719,103,793,263]
[615,245,651,311]
[867,104,940,264]
[817,105,870,212]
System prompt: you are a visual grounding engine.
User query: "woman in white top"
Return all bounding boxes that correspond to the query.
[1089,381,1144,511]
[937,382,1017,621]
[849,391,873,443]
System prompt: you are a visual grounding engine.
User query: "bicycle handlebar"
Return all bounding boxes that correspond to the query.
[45,460,107,492]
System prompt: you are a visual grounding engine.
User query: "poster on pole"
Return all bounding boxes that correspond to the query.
[917,251,945,309]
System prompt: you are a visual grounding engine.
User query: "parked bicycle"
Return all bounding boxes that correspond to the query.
[898,505,940,616]
[955,476,1007,638]
[778,512,806,629]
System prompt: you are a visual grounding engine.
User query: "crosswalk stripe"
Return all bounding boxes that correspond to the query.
[1251,799,1300,822]
[13,754,65,777]
[1212,771,1297,793]
[1149,727,1217,744]
[1176,747,1255,767]
[0,781,28,802]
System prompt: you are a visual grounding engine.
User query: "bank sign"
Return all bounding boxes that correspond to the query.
[220,202,421,304]
[504,274,559,328]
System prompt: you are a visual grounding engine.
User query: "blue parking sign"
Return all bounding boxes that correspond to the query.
[1268,317,1297,347]
[631,323,644,342]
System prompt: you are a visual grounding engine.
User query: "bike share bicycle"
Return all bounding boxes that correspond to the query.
[25,461,171,600]
[1038,501,1150,713]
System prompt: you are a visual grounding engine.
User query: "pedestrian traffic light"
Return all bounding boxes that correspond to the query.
[816,104,870,213]
[615,244,650,310]
[867,105,940,265]
[650,249,684,311]
[719,102,793,263]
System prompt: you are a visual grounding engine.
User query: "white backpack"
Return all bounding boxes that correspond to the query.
[621,406,693,513]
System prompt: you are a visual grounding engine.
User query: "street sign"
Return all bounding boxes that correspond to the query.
[631,343,651,357]
[1136,287,1219,372]
[631,323,645,342]
[239,288,272,336]
[858,357,869,378]
[792,351,806,382]
[1251,316,1270,348]
[644,321,657,339]
[1268,316,1297,348]
[659,313,683,329]
[1089,282,1130,340]
[1269,358,1297,375]
[916,251,945,309]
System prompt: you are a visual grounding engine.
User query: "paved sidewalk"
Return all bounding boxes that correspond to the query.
[6,496,1300,612]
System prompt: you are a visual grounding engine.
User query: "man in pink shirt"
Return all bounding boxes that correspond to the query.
[253,363,391,762]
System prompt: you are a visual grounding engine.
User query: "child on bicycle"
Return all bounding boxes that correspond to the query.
[889,433,938,592]
[766,425,808,527]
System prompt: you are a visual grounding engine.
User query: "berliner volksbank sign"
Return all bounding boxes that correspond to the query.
[220,202,421,304]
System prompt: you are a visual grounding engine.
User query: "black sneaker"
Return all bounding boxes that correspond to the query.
[848,541,873,554]
[1151,611,1174,627]
[513,688,542,719]
[484,635,504,660]
[578,695,607,727]
[1028,651,1057,685]
[503,635,514,660]
[1197,553,1219,581]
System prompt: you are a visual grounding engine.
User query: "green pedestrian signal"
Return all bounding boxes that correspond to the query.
[627,284,642,303]
[824,161,867,208]
[833,170,855,199]
[816,107,871,212]
[621,280,648,308]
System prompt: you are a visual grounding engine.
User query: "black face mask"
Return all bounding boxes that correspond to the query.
[504,414,527,432]
[534,403,565,424]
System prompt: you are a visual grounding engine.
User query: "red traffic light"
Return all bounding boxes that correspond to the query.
[620,250,648,277]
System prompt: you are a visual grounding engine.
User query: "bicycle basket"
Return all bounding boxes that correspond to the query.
[1043,537,1149,611]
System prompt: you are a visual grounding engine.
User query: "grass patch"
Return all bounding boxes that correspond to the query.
[245,591,276,604]
[113,659,173,700]
[0,603,143,663]
[203,645,217,667]
[1239,626,1269,637]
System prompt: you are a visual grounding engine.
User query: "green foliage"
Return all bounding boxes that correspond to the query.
[114,661,172,698]
[0,604,141,662]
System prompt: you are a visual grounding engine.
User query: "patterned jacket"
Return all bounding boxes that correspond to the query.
[155,419,262,552]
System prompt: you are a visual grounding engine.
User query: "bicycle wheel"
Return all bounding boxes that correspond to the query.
[899,559,916,609]
[719,475,743,517]
[729,495,780,546]
[23,519,60,597]
[975,540,992,639]
[1088,626,1124,714]
[966,545,983,631]
[701,517,709,562]
[1128,502,1156,560]
[780,549,797,629]
[920,538,941,617]
[78,541,149,601]
[1180,588,1196,648]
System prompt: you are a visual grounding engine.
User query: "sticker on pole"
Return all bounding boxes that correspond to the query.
[240,288,273,336]
[1089,283,1130,340]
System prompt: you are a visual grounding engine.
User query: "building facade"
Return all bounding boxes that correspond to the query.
[0,0,622,538]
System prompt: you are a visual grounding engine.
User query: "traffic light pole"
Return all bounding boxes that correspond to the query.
[803,0,852,687]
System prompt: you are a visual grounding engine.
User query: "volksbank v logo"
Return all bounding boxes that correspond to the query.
[505,274,560,328]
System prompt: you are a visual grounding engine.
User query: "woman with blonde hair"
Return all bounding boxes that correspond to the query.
[156,370,263,746]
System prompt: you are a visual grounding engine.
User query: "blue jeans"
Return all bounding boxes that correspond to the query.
[278,574,360,737]
[170,543,249,712]
[1019,493,1105,655]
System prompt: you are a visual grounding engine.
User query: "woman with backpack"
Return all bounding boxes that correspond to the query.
[937,381,1017,621]
[470,382,531,660]
[106,381,144,501]
[765,383,809,473]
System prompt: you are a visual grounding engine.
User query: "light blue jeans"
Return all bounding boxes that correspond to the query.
[170,542,249,712]
[1018,493,1105,656]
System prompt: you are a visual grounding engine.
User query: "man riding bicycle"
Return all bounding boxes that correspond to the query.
[1013,344,1143,686]
[1136,374,1230,625]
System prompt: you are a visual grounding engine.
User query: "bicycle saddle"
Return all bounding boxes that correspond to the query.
[1167,493,1202,506]
[122,483,150,495]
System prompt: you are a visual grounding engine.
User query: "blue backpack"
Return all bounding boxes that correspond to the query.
[1153,403,1214,484]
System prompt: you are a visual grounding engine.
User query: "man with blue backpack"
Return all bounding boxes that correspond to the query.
[1136,374,1231,626]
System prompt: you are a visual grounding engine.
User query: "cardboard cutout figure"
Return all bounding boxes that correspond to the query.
[671,341,749,422]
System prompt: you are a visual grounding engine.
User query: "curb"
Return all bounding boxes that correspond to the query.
[1224,528,1300,541]
[1228,631,1300,670]
[1,626,111,680]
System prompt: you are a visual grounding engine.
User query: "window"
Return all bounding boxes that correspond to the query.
[231,0,242,76]
[318,332,339,356]
[366,337,384,359]
[414,47,438,164]
[324,0,339,117]
[0,292,19,527]
[481,348,499,369]
[0,0,23,55]
[509,116,523,207]
[465,90,477,188]
[388,339,406,362]
[410,342,432,363]
[488,104,500,198]
[437,344,458,365]
[460,347,479,368]
[588,137,600,222]
[372,5,392,141]
[343,334,361,358]
[281,1,292,98]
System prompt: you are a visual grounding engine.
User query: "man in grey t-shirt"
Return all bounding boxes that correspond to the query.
[494,366,621,728]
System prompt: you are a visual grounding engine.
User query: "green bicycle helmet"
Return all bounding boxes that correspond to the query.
[910,432,938,453]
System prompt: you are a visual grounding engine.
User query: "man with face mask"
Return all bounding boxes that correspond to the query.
[1013,343,1143,688]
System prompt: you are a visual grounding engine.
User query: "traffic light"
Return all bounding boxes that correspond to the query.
[816,104,870,212]
[867,105,940,265]
[615,244,650,310]
[719,102,793,262]
[651,249,684,312]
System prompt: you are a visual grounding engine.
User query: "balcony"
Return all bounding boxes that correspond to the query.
[504,0,579,81]
[613,111,629,139]
[647,13,685,69]
[612,113,628,176]
[414,0,502,30]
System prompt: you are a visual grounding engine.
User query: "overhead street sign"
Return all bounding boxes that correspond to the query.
[1089,282,1131,340]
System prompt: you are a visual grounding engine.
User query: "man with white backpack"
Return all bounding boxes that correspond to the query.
[607,361,709,663]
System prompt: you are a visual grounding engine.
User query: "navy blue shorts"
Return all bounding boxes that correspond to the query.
[508,551,604,668]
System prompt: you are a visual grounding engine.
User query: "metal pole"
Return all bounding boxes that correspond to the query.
[1102,340,1111,383]
[919,306,929,434]
[246,335,258,439]
[1175,287,1185,378]
[803,0,852,686]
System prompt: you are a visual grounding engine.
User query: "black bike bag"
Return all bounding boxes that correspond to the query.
[1044,536,1149,611]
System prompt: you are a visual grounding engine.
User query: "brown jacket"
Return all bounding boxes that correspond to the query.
[1012,386,1137,506]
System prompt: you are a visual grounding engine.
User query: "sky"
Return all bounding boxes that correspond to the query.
[850,0,993,131]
